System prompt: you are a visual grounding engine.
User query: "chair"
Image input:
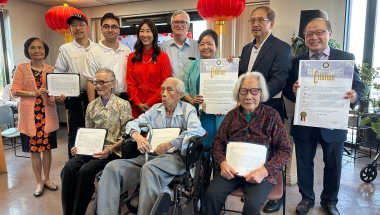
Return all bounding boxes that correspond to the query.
[0,106,29,158]
[222,168,286,215]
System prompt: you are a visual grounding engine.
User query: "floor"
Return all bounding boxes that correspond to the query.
[1,126,380,215]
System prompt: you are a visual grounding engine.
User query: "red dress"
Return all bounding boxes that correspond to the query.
[126,48,171,118]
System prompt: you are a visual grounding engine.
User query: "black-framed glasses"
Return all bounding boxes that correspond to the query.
[92,80,114,85]
[248,18,270,24]
[171,21,188,26]
[101,25,120,30]
[239,88,261,95]
[70,23,87,28]
[304,29,329,38]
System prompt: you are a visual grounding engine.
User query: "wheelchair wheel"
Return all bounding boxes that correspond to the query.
[360,164,377,183]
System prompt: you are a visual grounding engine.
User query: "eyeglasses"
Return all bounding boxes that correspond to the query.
[248,18,270,24]
[92,80,114,85]
[101,25,120,30]
[239,88,261,95]
[70,23,87,29]
[171,21,188,26]
[304,29,329,38]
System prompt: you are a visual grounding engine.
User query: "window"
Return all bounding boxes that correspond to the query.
[0,9,14,102]
[347,0,367,65]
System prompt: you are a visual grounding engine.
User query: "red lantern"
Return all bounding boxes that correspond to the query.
[45,4,86,43]
[0,0,8,4]
[197,0,245,34]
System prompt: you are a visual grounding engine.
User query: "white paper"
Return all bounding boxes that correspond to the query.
[294,60,354,130]
[199,58,239,114]
[75,128,107,155]
[148,128,181,154]
[226,141,267,176]
[47,73,80,97]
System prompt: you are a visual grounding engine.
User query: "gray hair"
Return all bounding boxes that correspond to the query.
[232,71,270,102]
[170,10,190,24]
[95,68,115,81]
[165,77,185,94]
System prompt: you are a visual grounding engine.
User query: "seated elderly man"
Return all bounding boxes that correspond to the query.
[96,77,206,215]
[203,71,292,215]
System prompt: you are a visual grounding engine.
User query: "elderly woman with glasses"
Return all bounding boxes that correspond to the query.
[60,68,133,215]
[203,71,292,215]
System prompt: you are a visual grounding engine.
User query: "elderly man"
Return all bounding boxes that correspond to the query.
[237,6,291,212]
[283,18,364,215]
[96,77,206,215]
[160,10,199,81]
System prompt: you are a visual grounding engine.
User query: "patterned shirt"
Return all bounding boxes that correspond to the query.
[212,104,292,184]
[85,94,133,157]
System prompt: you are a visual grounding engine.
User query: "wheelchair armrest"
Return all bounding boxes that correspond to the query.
[122,133,131,140]
[189,135,204,144]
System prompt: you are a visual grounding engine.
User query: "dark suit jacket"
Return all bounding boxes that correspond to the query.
[283,48,365,142]
[239,34,292,120]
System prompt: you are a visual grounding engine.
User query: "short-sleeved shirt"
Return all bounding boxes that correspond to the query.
[160,38,199,81]
[54,39,95,91]
[83,41,131,94]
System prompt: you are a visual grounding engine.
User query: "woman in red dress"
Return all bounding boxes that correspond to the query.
[126,19,172,118]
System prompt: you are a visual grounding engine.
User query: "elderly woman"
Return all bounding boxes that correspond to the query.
[60,68,133,215]
[203,71,292,215]
[96,77,206,215]
[183,29,224,146]
[127,18,171,118]
[11,37,64,197]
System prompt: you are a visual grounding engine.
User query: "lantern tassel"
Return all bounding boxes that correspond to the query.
[215,21,226,35]
[64,33,73,43]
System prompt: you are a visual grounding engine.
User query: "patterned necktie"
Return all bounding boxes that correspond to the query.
[311,53,324,60]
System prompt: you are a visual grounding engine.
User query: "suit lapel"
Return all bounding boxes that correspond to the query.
[252,34,275,71]
[328,47,338,60]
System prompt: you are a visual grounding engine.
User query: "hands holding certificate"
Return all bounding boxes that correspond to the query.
[70,146,112,159]
[220,160,268,184]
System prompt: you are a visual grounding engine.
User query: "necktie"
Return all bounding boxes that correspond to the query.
[311,53,323,60]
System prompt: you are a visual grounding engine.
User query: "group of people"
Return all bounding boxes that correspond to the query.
[7,5,364,215]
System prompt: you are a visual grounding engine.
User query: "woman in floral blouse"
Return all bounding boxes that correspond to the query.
[203,71,292,215]
[60,68,133,215]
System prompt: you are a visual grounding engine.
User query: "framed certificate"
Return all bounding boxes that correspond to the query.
[226,141,268,176]
[75,128,108,156]
[46,73,80,97]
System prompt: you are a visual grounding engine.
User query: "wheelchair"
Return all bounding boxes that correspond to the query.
[93,124,213,215]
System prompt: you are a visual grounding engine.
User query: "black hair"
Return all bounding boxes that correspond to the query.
[101,12,119,26]
[132,19,161,63]
[197,29,218,47]
[23,37,49,60]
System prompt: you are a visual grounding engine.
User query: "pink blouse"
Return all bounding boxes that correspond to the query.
[11,62,59,136]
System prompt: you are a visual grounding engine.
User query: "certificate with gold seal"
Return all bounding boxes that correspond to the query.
[46,73,80,97]
[294,60,354,129]
[199,58,239,114]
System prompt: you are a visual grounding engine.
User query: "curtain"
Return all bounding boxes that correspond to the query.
[206,3,270,58]
[92,19,104,43]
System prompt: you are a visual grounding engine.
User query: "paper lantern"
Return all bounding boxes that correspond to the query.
[197,0,245,34]
[0,0,8,4]
[45,4,86,43]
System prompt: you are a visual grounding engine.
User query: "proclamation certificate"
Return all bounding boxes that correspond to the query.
[75,128,107,156]
[294,60,354,129]
[148,128,181,154]
[199,58,239,114]
[46,73,80,97]
[226,141,268,176]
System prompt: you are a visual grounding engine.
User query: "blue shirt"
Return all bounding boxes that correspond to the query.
[160,38,199,81]
[126,101,206,154]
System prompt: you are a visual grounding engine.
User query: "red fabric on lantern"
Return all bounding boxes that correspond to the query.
[45,5,86,43]
[197,0,245,34]
[0,0,8,4]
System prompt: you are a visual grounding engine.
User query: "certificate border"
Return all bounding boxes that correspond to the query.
[46,73,81,97]
[75,127,108,156]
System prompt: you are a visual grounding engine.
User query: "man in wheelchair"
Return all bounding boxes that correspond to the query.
[96,77,206,215]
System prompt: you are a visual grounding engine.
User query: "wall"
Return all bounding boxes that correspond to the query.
[6,0,49,65]
[270,0,346,47]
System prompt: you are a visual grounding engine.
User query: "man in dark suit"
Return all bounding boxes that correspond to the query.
[238,6,292,122]
[283,18,365,215]
[237,6,291,213]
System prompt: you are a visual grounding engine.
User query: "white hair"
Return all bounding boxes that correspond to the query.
[170,10,190,24]
[165,77,185,94]
[232,71,270,102]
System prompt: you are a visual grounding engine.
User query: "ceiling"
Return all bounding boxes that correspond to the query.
[19,0,153,8]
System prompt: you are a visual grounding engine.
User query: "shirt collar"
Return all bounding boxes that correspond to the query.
[98,40,124,52]
[143,47,154,55]
[309,46,330,59]
[73,38,93,50]
[157,101,184,117]
[251,34,271,49]
[169,37,190,47]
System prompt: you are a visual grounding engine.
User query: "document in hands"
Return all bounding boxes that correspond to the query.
[226,141,268,176]
[75,128,107,156]
[46,73,80,97]
[147,128,181,154]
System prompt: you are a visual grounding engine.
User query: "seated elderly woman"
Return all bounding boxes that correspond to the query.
[203,71,292,215]
[96,77,206,215]
[60,68,133,215]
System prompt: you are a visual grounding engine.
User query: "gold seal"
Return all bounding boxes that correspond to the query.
[202,103,207,108]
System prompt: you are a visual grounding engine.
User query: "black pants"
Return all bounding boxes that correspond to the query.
[203,173,273,215]
[60,154,119,215]
[66,92,89,159]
